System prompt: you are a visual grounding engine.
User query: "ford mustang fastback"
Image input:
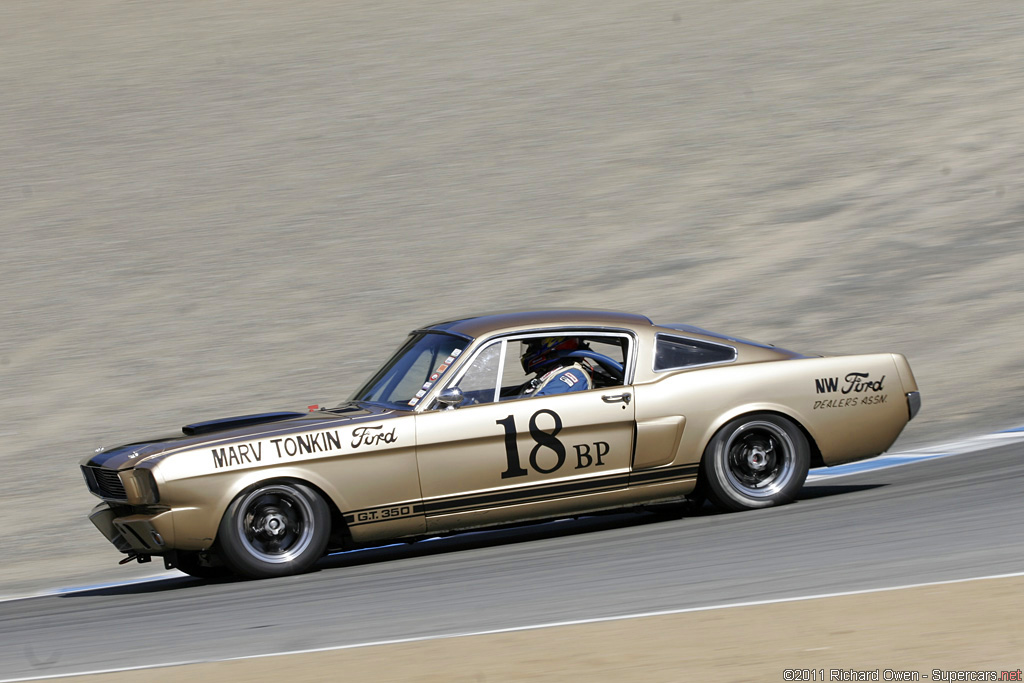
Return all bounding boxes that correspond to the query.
[80,310,920,579]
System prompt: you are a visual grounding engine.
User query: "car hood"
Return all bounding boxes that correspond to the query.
[81,403,400,471]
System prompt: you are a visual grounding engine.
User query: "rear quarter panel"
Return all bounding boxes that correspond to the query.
[634,353,913,470]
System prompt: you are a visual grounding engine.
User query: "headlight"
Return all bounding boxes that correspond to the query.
[122,468,160,505]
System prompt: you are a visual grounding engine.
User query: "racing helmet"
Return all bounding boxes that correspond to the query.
[521,337,583,374]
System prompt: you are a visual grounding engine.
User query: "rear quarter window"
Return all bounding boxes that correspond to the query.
[654,334,736,371]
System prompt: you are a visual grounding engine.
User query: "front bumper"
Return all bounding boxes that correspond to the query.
[89,503,175,555]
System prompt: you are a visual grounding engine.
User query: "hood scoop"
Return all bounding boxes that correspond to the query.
[322,402,375,417]
[182,411,306,437]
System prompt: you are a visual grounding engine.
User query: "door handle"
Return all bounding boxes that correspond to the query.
[602,393,631,404]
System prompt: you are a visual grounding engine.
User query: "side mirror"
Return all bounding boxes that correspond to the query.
[436,387,465,410]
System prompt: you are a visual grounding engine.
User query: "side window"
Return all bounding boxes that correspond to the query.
[497,343,532,399]
[654,334,736,371]
[446,332,634,407]
[454,341,503,404]
[500,333,630,400]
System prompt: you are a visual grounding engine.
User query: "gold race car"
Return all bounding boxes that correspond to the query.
[81,310,921,579]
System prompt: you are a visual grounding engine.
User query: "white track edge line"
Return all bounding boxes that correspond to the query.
[4,569,1024,683]
[804,452,955,481]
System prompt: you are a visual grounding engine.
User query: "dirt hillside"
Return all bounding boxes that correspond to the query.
[1,0,1022,594]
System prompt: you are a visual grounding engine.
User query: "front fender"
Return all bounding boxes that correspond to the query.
[157,465,353,551]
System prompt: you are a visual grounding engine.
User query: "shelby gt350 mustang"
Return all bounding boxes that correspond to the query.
[81,310,920,579]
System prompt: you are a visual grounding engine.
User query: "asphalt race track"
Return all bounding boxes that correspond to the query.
[2,442,1021,680]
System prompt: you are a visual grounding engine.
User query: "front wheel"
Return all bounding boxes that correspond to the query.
[218,482,330,579]
[700,414,810,511]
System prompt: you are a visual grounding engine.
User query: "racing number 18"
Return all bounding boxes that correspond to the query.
[497,409,565,478]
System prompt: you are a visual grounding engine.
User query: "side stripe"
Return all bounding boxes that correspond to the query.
[629,463,700,485]
[423,476,631,516]
[343,463,700,527]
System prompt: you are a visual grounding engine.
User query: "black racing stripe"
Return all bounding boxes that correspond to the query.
[348,517,416,528]
[629,464,699,483]
[422,472,631,515]
[629,464,700,485]
[425,469,630,510]
[344,466,700,526]
[424,463,697,517]
[425,480,629,516]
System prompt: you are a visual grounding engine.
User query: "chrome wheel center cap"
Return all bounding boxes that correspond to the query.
[747,447,769,471]
[263,513,287,536]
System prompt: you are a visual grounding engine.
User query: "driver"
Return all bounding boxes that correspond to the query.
[519,337,593,397]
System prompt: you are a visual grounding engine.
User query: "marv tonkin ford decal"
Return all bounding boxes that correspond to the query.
[210,426,400,469]
[815,372,885,395]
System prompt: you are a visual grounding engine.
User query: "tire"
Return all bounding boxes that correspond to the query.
[700,413,810,512]
[173,550,233,580]
[218,481,331,579]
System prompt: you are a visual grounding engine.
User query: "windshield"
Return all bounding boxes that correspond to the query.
[350,332,468,409]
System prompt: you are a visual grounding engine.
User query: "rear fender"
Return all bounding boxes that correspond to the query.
[698,403,820,465]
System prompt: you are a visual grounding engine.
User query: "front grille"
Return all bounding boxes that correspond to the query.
[82,465,127,500]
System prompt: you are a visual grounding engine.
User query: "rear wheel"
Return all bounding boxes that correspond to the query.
[701,413,809,511]
[218,482,330,579]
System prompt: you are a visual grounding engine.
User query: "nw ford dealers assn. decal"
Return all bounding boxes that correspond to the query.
[813,372,888,410]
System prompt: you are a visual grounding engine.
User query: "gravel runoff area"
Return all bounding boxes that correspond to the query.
[1,1,1023,595]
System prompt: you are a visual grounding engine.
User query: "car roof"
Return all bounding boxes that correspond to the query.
[422,309,654,338]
